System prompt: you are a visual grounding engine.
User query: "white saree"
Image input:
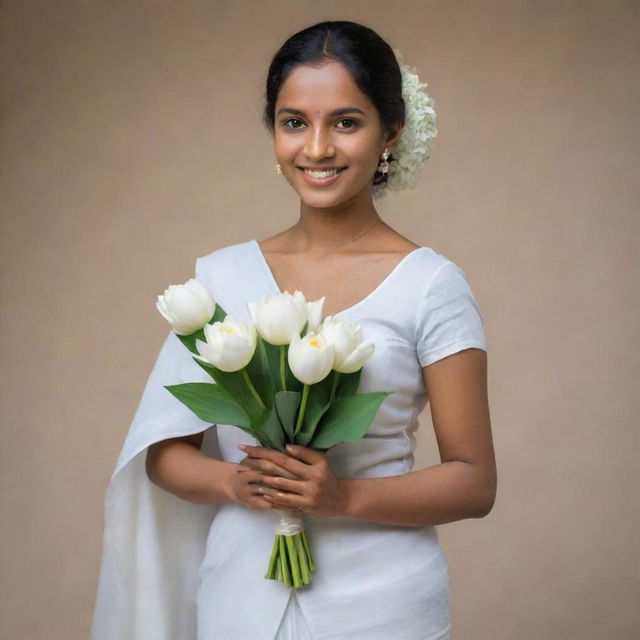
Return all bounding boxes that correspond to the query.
[91,239,487,640]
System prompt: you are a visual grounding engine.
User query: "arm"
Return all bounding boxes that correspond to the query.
[340,347,496,526]
[251,347,497,527]
[145,433,237,505]
[145,432,299,510]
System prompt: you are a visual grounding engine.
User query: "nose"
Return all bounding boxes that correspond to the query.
[303,124,335,161]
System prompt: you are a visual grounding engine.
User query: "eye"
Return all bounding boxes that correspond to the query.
[282,118,306,129]
[337,118,358,130]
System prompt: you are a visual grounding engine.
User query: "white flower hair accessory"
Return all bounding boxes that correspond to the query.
[372,48,438,199]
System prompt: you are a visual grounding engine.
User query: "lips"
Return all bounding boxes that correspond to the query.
[299,167,347,175]
[299,166,347,186]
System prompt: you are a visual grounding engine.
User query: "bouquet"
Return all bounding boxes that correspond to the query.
[155,277,393,588]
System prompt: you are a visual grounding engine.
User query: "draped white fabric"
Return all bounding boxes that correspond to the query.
[90,326,221,640]
[91,240,486,640]
[275,592,314,640]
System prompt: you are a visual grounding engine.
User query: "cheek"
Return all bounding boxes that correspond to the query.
[274,132,297,157]
[345,135,381,164]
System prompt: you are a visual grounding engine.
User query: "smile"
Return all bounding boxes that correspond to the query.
[299,167,347,185]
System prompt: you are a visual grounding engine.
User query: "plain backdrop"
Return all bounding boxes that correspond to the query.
[1,1,638,638]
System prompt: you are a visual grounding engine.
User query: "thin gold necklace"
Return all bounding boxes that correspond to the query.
[291,218,381,254]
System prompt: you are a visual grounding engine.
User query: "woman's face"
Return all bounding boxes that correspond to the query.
[273,61,400,209]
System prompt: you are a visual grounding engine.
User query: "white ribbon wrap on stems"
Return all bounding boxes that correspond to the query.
[275,509,304,535]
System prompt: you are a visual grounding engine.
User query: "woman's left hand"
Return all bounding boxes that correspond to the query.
[237,443,347,518]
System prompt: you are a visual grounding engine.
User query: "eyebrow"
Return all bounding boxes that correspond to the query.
[276,106,366,117]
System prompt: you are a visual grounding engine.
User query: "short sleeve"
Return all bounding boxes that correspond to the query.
[415,261,488,368]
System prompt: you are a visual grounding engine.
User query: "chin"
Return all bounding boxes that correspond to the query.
[306,184,372,207]
[299,191,350,209]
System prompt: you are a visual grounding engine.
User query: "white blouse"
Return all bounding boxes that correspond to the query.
[90,239,487,640]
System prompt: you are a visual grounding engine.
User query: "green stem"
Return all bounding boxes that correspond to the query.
[295,533,310,584]
[301,532,315,571]
[329,370,341,403]
[266,535,280,579]
[285,535,302,588]
[294,384,310,436]
[240,368,266,410]
[278,535,292,588]
[280,345,287,391]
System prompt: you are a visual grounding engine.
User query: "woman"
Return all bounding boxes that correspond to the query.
[91,20,496,640]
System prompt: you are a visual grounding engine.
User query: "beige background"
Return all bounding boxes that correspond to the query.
[1,1,638,638]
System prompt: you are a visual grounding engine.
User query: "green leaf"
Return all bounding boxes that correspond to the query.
[191,357,265,424]
[193,356,218,381]
[309,391,393,449]
[283,346,301,390]
[253,403,286,451]
[245,337,276,402]
[260,339,280,384]
[294,372,334,447]
[164,382,251,427]
[261,341,302,393]
[274,391,301,441]
[334,368,362,399]
[176,307,226,354]
[232,424,263,440]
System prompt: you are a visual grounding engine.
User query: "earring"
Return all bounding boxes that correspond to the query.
[377,148,390,175]
[275,163,283,175]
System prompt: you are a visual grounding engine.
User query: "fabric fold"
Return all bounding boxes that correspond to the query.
[91,239,485,640]
[91,329,221,640]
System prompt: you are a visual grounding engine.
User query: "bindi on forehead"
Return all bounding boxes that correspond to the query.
[313,110,320,118]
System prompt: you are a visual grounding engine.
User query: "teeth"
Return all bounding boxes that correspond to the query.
[304,168,341,178]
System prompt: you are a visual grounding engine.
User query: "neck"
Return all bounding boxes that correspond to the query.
[292,191,381,252]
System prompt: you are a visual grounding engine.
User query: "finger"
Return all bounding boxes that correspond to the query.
[246,494,273,511]
[262,499,299,513]
[239,456,300,480]
[254,484,280,500]
[251,485,295,512]
[262,491,307,511]
[240,458,299,481]
[284,444,325,465]
[235,467,264,484]
[247,482,277,502]
[238,445,311,479]
[260,475,305,496]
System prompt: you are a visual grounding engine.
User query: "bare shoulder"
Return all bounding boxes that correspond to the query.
[370,228,421,254]
[384,235,421,253]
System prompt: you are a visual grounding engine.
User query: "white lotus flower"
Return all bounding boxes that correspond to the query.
[318,316,375,373]
[194,316,257,372]
[306,296,326,332]
[247,290,308,346]
[156,278,215,335]
[287,331,335,385]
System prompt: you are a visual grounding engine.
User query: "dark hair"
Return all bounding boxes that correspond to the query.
[263,20,405,187]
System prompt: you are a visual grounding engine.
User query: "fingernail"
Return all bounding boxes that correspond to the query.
[286,444,295,452]
[238,444,247,451]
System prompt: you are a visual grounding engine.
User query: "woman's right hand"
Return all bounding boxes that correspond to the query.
[228,450,300,511]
